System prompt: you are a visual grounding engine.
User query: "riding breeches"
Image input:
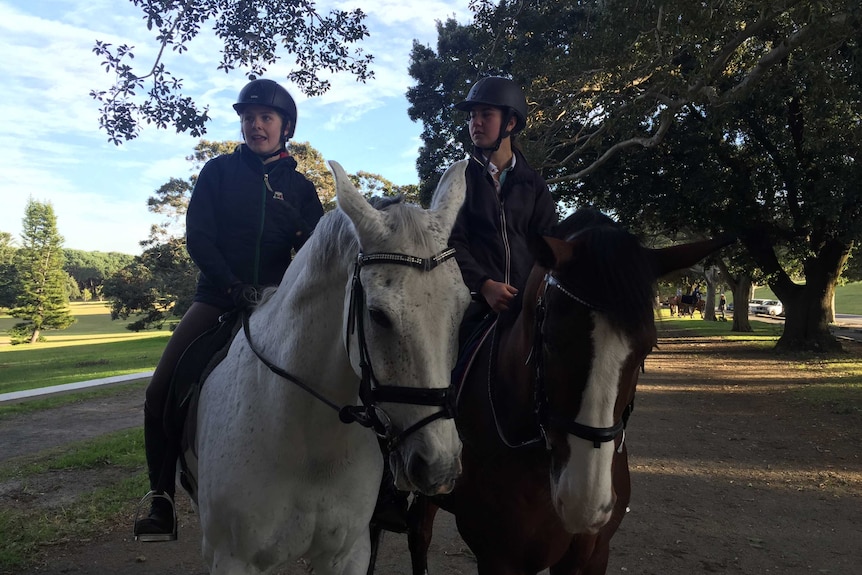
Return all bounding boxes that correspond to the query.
[145,302,226,420]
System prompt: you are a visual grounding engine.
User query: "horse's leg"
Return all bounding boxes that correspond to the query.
[310,529,372,575]
[366,525,384,575]
[476,555,525,575]
[548,535,610,575]
[208,549,263,575]
[407,494,439,575]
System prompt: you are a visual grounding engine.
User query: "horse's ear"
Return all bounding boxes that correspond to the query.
[328,160,386,239]
[649,234,736,278]
[530,234,574,269]
[430,159,468,233]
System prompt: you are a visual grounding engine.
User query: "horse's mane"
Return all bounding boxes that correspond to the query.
[553,209,657,335]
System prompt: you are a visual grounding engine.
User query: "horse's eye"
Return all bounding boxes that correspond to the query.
[368,308,393,329]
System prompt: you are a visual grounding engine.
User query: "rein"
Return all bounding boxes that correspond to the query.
[242,247,458,453]
[532,272,634,450]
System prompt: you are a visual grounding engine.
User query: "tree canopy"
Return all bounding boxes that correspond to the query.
[407,0,860,350]
[91,0,374,144]
[409,1,859,187]
[64,249,134,299]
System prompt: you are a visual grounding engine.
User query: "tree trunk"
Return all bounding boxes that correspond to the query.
[702,267,718,321]
[716,258,753,333]
[29,328,41,344]
[773,240,849,353]
[731,276,754,333]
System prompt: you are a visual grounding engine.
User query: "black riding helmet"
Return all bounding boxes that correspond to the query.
[455,76,528,133]
[233,79,298,140]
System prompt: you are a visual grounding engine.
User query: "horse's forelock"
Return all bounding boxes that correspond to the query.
[375,199,436,255]
[555,217,656,334]
[312,197,438,271]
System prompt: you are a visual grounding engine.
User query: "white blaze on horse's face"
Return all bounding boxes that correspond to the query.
[329,160,471,495]
[551,314,630,534]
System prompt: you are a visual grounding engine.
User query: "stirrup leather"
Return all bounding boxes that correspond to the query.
[133,490,178,542]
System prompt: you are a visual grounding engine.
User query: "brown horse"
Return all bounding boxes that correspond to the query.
[677,294,705,318]
[405,210,732,575]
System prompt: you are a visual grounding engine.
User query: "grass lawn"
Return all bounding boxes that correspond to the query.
[655,310,785,341]
[0,302,167,394]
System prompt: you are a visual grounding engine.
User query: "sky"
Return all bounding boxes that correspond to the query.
[0,0,470,255]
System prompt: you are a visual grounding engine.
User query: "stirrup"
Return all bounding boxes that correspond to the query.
[133,490,178,542]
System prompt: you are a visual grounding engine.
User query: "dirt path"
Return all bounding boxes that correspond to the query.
[0,385,144,463]
[2,337,861,575]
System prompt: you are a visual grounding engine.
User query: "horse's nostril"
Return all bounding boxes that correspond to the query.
[407,453,430,484]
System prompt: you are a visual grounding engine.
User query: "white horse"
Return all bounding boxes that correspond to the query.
[192,160,471,575]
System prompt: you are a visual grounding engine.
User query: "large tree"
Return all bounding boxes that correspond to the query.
[104,238,197,331]
[9,200,75,343]
[91,0,373,144]
[407,1,860,351]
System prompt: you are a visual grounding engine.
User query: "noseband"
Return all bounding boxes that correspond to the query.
[532,273,634,450]
[242,247,459,453]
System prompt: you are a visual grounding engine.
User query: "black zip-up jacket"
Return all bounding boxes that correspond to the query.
[448,148,557,306]
[186,144,324,307]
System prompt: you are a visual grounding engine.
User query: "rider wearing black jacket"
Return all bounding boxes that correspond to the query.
[450,146,556,313]
[133,79,323,542]
[449,77,558,320]
[187,144,322,308]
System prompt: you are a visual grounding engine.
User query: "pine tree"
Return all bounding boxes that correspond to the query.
[10,199,75,343]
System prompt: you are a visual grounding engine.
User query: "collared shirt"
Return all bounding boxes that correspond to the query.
[485,153,518,194]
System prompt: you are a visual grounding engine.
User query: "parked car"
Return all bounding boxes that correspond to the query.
[748,299,767,314]
[752,299,784,316]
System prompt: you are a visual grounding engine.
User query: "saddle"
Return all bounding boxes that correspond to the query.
[161,312,241,502]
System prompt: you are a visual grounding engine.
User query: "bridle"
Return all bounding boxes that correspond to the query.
[531,273,634,451]
[242,247,459,452]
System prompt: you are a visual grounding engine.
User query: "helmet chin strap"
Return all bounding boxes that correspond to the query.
[258,147,285,161]
[477,108,515,174]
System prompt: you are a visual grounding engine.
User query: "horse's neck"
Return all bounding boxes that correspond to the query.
[480,311,540,439]
[497,316,533,389]
[247,252,357,407]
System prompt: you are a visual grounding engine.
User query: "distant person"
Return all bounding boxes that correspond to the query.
[718,293,727,319]
[133,79,324,541]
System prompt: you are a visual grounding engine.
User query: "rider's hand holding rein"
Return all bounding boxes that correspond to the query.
[481,279,518,312]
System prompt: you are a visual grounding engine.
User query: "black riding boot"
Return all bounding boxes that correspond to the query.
[371,452,410,533]
[133,406,177,542]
